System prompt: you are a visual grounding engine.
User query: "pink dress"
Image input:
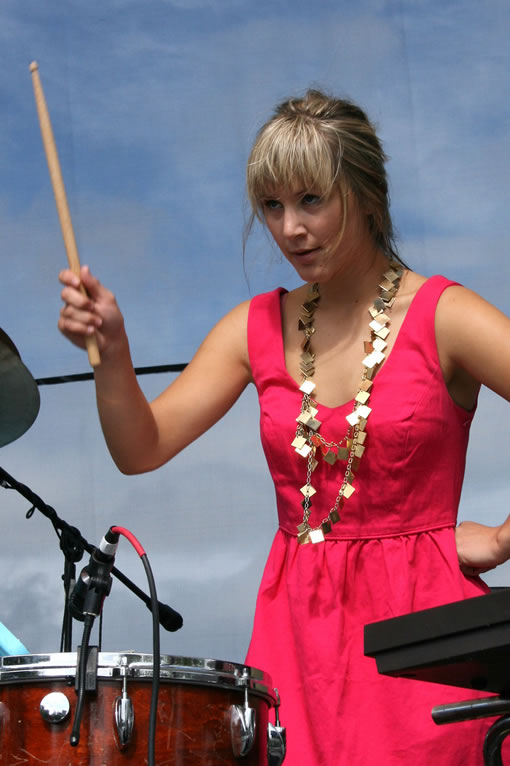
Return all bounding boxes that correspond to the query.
[245,276,498,765]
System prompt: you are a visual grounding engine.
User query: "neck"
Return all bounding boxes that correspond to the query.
[314,244,390,311]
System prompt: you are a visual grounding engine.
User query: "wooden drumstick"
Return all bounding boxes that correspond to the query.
[29,61,100,367]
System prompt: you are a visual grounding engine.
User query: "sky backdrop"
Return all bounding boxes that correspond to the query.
[1,0,510,668]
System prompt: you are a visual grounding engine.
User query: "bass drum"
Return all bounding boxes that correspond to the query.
[0,652,286,765]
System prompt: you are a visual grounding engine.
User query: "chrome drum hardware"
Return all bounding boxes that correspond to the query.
[39,691,70,724]
[2,652,287,764]
[114,674,135,748]
[267,689,286,766]
[231,685,257,757]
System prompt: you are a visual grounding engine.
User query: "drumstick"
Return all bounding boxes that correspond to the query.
[29,61,100,368]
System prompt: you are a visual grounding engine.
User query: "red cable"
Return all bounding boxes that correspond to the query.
[111,525,146,557]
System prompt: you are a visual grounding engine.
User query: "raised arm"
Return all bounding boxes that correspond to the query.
[59,266,252,474]
[435,284,510,575]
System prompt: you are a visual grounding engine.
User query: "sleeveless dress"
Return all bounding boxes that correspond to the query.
[245,276,498,766]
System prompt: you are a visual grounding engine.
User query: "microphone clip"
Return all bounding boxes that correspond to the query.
[70,529,119,621]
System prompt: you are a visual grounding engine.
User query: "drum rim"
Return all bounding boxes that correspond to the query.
[0,652,276,701]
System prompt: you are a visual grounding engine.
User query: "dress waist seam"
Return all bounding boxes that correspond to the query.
[277,521,455,541]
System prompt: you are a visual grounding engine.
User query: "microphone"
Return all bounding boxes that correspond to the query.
[70,528,119,620]
[147,600,183,632]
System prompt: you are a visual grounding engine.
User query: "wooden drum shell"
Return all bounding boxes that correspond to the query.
[0,653,276,765]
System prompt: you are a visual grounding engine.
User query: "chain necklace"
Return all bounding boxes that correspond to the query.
[291,261,404,544]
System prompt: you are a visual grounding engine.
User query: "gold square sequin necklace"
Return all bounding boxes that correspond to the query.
[291,261,403,544]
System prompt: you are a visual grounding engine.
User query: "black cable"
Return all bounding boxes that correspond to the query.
[60,560,76,652]
[142,553,160,766]
[111,526,160,766]
[35,362,187,386]
[70,613,94,747]
[98,611,103,652]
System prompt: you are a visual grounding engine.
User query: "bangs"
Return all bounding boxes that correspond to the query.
[247,116,342,218]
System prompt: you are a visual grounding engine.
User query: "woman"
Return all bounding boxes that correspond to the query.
[59,90,510,764]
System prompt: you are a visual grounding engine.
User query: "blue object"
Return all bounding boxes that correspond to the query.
[0,622,29,656]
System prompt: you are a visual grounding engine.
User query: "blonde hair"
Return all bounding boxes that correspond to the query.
[246,89,400,261]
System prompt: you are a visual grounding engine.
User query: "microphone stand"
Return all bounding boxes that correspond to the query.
[61,543,81,651]
[0,464,183,644]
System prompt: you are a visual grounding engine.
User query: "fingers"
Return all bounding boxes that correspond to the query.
[79,265,109,300]
[58,305,101,350]
[59,300,102,333]
[58,265,104,346]
[58,265,126,356]
[59,265,106,301]
[59,265,110,313]
[460,564,493,577]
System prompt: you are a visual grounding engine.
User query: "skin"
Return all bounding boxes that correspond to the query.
[59,186,510,578]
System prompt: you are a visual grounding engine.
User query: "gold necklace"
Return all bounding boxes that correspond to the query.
[291,261,404,544]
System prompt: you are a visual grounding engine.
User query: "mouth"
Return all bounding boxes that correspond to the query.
[290,247,320,257]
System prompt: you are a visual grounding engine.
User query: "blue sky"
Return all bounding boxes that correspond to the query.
[1,0,509,661]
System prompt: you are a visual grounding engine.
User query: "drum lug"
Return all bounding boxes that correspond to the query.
[267,688,286,766]
[268,724,287,766]
[231,686,256,758]
[114,675,134,748]
[39,691,70,724]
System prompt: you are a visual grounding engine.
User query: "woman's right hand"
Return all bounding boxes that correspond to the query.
[58,265,126,357]
[58,264,252,474]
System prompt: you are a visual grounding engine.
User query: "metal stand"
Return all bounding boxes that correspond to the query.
[484,716,510,766]
[60,530,87,651]
[433,696,510,766]
[364,590,510,766]
[0,464,182,637]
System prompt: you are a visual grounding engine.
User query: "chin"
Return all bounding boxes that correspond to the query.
[289,257,324,277]
[295,266,334,285]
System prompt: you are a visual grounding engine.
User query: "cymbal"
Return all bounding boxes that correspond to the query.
[0,329,40,448]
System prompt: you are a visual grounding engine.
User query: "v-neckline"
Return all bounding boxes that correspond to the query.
[275,277,432,411]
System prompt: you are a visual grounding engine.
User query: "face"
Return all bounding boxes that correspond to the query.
[261,186,365,284]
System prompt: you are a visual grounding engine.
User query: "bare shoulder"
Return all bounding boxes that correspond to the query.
[232,298,252,325]
[199,298,252,367]
[209,298,251,338]
[435,282,508,333]
[435,281,510,364]
[224,297,252,320]
[403,272,503,321]
[220,297,252,341]
[434,281,510,404]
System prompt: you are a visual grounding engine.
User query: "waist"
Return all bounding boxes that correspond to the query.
[277,518,456,541]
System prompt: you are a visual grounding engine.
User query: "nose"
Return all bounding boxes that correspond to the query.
[282,207,306,239]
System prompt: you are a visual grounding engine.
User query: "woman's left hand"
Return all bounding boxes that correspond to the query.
[456,518,510,577]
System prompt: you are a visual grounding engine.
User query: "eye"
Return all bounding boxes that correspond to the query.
[262,198,282,210]
[301,193,321,206]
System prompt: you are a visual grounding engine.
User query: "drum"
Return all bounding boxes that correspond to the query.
[0,652,286,765]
